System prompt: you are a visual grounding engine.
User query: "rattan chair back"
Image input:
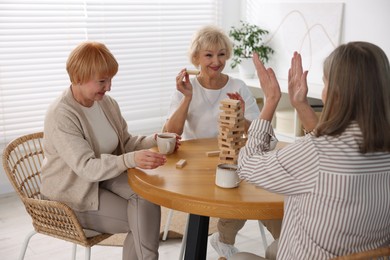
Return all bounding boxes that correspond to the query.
[2,132,111,248]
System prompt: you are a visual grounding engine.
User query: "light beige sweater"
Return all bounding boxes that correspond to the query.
[41,87,156,211]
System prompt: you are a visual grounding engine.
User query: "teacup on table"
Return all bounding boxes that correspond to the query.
[157,133,176,155]
[215,164,240,188]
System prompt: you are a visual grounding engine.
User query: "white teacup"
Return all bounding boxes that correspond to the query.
[215,164,240,188]
[157,133,176,155]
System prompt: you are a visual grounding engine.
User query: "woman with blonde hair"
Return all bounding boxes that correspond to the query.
[165,25,281,259]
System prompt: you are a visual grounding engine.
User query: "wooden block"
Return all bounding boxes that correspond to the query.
[220,105,241,111]
[219,131,243,139]
[176,159,187,168]
[219,154,238,160]
[186,69,200,75]
[218,119,244,129]
[220,98,240,107]
[218,138,244,149]
[206,151,220,157]
[220,148,240,154]
[218,158,237,165]
[219,111,244,119]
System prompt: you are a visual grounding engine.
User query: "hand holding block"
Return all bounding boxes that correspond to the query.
[176,159,187,168]
[186,69,200,75]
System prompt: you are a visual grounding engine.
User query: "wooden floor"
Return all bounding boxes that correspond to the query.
[0,192,274,260]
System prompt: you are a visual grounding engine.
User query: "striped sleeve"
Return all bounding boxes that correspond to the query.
[238,118,320,195]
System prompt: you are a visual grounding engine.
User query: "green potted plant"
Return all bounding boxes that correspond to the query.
[229,20,274,78]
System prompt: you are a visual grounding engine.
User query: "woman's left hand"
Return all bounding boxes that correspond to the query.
[227,92,245,115]
[288,51,309,108]
[174,134,182,151]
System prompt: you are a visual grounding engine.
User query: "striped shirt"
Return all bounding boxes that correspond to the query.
[238,119,390,260]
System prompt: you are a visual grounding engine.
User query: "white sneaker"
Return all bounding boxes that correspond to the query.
[210,233,239,259]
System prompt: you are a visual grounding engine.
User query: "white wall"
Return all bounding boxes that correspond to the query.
[222,0,390,97]
[340,0,390,57]
[224,0,390,62]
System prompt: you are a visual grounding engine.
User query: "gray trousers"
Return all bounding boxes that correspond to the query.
[218,219,282,244]
[75,172,161,260]
[230,239,279,260]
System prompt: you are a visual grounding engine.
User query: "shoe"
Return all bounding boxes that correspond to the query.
[210,233,239,259]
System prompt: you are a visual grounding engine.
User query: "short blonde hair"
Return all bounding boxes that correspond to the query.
[66,41,118,84]
[188,25,232,68]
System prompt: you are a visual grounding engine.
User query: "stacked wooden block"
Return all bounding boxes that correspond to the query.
[218,99,246,165]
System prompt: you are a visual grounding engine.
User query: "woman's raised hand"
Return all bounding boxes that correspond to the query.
[288,52,319,131]
[176,68,193,97]
[134,150,167,169]
[252,52,281,121]
[288,52,309,108]
[253,53,281,105]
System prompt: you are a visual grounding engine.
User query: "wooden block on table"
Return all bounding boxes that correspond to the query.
[176,159,187,168]
[206,151,220,157]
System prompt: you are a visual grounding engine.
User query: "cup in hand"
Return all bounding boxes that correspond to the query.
[157,133,176,155]
[215,164,240,188]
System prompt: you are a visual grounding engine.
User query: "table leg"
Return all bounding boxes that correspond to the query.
[184,214,210,260]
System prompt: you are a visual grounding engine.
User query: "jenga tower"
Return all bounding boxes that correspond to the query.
[218,99,246,165]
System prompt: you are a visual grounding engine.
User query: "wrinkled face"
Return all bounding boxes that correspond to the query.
[196,47,227,78]
[73,76,112,107]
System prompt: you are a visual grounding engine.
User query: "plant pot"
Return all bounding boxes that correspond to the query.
[238,57,255,79]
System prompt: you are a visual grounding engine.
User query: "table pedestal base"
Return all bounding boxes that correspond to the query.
[184,214,210,260]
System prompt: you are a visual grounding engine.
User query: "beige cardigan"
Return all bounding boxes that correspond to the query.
[41,87,156,211]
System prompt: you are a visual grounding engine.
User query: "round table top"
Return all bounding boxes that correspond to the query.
[127,138,285,220]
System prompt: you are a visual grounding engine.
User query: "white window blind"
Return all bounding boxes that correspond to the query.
[0,0,219,147]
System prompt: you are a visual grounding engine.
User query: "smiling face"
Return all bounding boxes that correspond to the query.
[196,47,228,78]
[66,42,118,107]
[72,76,112,107]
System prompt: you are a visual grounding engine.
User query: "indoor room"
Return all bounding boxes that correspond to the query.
[1,0,389,259]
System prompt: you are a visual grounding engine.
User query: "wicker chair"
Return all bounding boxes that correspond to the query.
[331,247,390,260]
[2,132,112,260]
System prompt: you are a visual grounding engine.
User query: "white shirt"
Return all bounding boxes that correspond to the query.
[167,76,260,140]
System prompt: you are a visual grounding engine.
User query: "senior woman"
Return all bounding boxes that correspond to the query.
[232,42,390,259]
[41,41,178,260]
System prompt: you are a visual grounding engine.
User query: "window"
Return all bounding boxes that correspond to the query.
[0,0,219,147]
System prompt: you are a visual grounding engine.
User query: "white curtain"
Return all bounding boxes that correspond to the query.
[0,0,219,147]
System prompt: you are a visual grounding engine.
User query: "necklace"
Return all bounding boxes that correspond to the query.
[196,75,227,107]
[199,85,224,107]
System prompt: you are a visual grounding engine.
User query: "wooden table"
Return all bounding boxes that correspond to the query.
[127,138,285,260]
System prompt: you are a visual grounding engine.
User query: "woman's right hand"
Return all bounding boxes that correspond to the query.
[253,52,281,121]
[134,150,167,169]
[176,69,193,98]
